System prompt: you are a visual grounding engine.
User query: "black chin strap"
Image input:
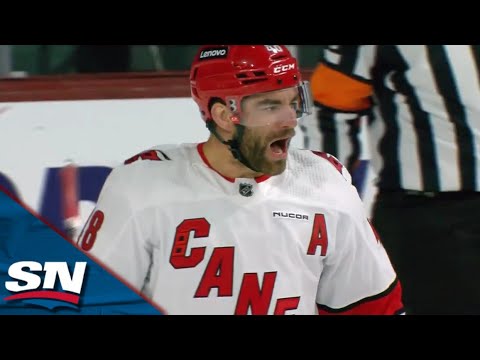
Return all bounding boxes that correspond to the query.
[206,121,261,173]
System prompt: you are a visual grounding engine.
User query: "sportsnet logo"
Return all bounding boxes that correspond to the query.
[4,261,87,309]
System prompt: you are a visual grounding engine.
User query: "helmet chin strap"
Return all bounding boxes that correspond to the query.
[206,121,262,174]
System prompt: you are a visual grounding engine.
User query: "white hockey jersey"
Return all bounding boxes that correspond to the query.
[77,142,403,315]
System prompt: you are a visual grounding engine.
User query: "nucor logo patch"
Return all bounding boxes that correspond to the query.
[272,211,309,221]
[199,47,229,60]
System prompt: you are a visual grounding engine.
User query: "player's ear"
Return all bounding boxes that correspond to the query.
[211,102,235,134]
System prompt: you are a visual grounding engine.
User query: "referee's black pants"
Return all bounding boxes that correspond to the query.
[372,190,480,315]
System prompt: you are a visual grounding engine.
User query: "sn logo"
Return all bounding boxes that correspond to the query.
[4,261,87,306]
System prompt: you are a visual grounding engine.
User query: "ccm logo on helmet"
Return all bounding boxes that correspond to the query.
[273,63,295,74]
[199,47,229,60]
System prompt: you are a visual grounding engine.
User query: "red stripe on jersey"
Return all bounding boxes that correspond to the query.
[317,279,404,315]
[197,143,235,183]
[124,150,162,165]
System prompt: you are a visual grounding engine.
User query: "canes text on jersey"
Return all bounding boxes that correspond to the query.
[170,216,329,315]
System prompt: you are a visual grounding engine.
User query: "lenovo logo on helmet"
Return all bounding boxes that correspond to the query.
[273,63,295,74]
[199,47,229,60]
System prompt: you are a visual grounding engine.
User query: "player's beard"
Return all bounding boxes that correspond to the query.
[239,126,293,176]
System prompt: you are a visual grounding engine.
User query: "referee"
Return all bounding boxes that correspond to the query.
[301,45,480,315]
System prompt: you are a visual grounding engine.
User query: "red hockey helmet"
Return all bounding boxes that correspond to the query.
[190,45,313,123]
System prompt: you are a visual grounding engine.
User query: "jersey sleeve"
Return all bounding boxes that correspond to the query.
[315,192,404,315]
[76,166,151,293]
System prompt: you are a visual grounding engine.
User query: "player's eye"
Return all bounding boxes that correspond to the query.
[260,105,279,112]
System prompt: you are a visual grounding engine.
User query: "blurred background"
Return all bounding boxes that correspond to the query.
[0,45,325,76]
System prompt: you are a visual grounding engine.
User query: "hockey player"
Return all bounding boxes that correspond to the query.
[77,45,404,315]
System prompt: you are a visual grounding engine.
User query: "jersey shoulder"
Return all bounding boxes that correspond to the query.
[123,143,192,166]
[103,143,198,196]
[290,148,352,185]
[287,148,363,214]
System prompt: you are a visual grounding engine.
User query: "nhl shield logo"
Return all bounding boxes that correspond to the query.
[239,183,253,197]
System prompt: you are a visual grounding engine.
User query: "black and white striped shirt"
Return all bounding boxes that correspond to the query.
[302,45,480,192]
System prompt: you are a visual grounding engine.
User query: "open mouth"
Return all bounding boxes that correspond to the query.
[268,137,290,159]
